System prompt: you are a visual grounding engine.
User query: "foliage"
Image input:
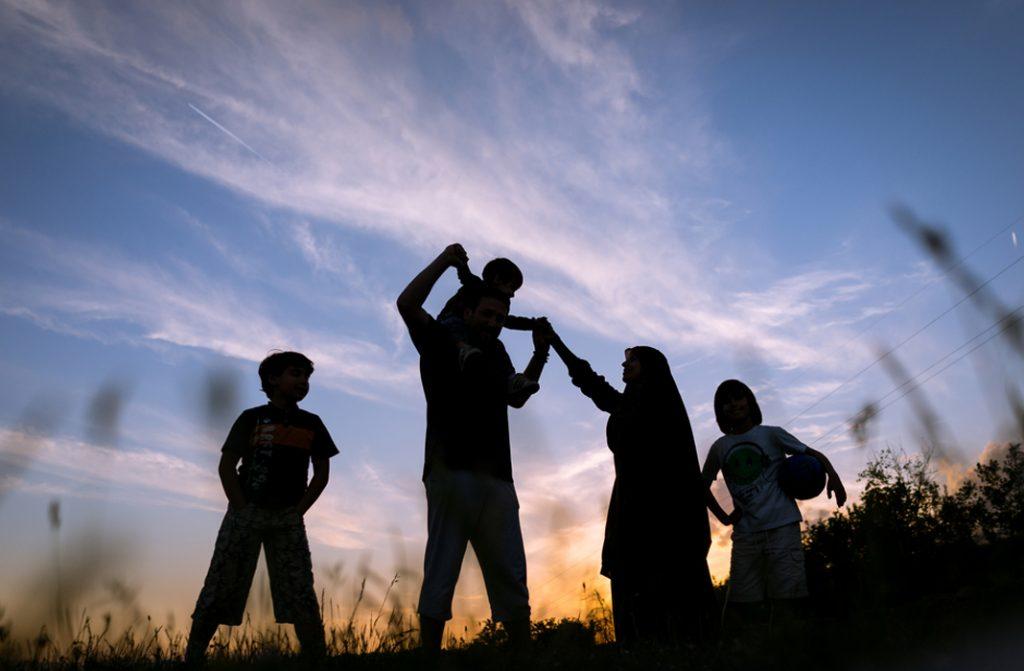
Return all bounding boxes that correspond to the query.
[804,444,1024,609]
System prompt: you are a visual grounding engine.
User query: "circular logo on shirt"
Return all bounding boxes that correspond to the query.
[723,442,769,486]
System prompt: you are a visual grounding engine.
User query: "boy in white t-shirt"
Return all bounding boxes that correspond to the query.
[703,379,846,622]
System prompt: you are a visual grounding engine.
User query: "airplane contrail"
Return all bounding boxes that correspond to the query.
[188,102,270,163]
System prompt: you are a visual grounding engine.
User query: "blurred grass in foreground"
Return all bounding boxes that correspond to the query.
[2,443,1023,670]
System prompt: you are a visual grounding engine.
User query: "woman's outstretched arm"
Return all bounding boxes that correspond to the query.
[540,322,623,413]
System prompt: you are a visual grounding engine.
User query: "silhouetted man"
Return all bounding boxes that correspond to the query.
[397,243,549,656]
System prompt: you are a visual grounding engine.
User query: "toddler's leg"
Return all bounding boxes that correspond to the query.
[440,316,482,370]
[186,506,262,664]
[507,373,540,401]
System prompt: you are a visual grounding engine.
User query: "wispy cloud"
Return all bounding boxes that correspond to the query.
[0,0,883,373]
[0,223,418,401]
[0,426,393,551]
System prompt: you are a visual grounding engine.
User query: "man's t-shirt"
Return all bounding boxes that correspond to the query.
[703,425,808,533]
[222,404,339,508]
[408,316,515,482]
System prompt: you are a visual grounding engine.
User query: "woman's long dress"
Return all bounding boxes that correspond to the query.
[567,358,716,647]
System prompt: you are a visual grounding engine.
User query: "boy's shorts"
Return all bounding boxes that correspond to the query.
[192,505,322,626]
[418,461,530,622]
[728,522,808,602]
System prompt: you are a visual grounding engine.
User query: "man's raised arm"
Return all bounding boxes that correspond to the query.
[396,243,468,331]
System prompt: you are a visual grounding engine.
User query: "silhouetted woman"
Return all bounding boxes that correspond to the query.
[542,324,716,647]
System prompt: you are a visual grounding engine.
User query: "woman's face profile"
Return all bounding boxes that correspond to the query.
[621,349,643,383]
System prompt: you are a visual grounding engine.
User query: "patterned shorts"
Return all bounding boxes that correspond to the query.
[192,506,322,625]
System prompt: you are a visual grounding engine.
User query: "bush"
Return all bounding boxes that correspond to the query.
[804,444,1024,611]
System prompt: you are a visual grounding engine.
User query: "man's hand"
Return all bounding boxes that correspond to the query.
[397,244,466,329]
[827,474,847,507]
[439,243,468,269]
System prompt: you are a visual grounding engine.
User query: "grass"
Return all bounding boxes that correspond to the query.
[2,579,1023,670]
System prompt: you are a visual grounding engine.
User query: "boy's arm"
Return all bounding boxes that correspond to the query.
[774,427,847,507]
[702,450,740,526]
[218,452,247,509]
[397,244,468,332]
[705,488,735,527]
[296,456,330,515]
[805,447,847,506]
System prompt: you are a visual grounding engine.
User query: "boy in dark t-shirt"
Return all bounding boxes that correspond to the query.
[185,351,339,665]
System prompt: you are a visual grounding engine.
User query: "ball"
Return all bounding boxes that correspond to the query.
[778,454,826,500]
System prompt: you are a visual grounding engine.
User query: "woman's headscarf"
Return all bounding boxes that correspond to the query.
[623,346,695,449]
[625,346,684,412]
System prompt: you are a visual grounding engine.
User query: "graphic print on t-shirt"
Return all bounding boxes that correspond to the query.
[722,441,769,486]
[708,426,806,533]
[246,421,316,499]
[225,404,339,508]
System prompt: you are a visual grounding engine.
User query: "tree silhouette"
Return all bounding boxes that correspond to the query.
[804,443,1024,614]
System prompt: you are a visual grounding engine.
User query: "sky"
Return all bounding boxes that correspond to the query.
[0,0,1022,638]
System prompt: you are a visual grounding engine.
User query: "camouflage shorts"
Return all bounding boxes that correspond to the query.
[192,506,322,626]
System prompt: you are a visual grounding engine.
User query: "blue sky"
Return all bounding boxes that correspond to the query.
[0,0,1022,634]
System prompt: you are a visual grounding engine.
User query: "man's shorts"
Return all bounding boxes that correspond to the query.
[418,462,530,622]
[192,506,321,625]
[728,521,808,602]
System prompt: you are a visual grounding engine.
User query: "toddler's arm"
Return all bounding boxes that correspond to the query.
[504,315,539,331]
[455,259,479,286]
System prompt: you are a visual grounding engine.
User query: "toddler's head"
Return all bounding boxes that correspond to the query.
[481,258,523,298]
